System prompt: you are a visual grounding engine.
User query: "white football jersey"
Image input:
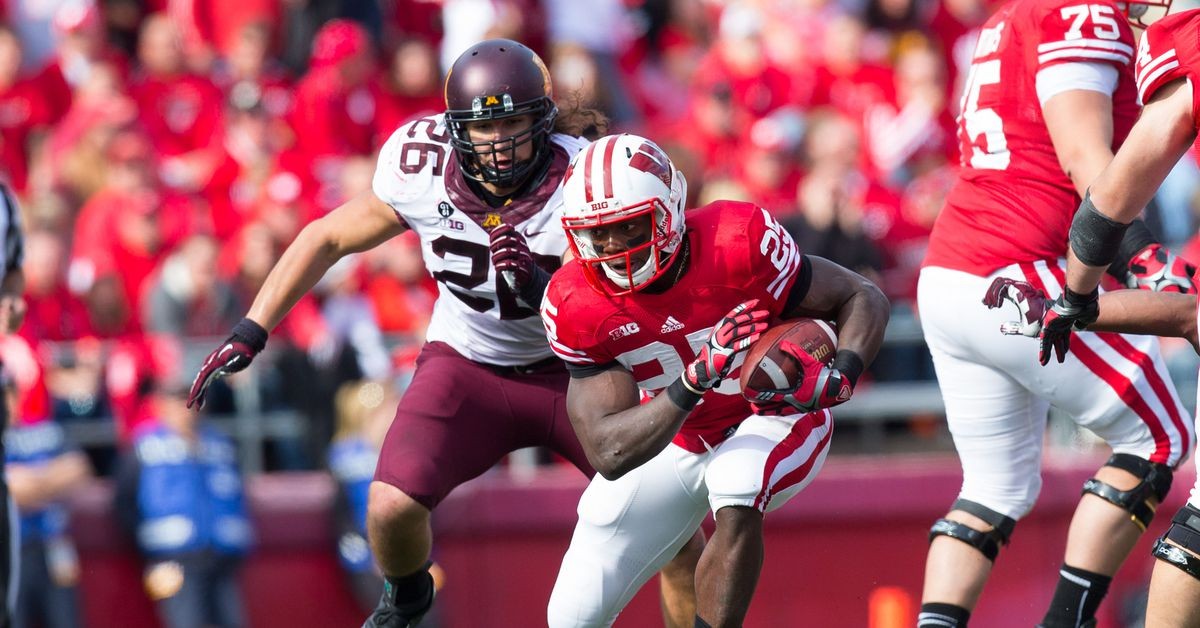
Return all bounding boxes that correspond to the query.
[372,114,589,366]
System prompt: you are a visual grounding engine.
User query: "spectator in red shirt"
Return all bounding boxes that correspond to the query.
[71,131,196,322]
[43,61,137,202]
[735,109,806,215]
[129,14,225,193]
[213,21,293,122]
[20,229,92,343]
[32,2,130,126]
[861,40,956,185]
[0,26,53,194]
[373,37,442,145]
[289,19,377,160]
[693,4,795,136]
[811,13,895,119]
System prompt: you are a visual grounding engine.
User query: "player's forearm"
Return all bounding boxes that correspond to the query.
[1089,290,1197,343]
[832,278,890,370]
[572,393,691,481]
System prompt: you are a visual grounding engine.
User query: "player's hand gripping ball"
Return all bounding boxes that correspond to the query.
[740,318,846,416]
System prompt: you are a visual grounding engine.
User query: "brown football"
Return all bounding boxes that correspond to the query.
[739,318,838,398]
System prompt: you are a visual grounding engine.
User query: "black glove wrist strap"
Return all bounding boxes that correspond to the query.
[831,350,865,388]
[1062,287,1099,308]
[231,318,269,352]
[519,266,552,306]
[667,377,704,412]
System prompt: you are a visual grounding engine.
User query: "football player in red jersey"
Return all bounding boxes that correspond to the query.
[916,0,1195,626]
[184,41,701,628]
[988,6,1200,625]
[540,134,890,627]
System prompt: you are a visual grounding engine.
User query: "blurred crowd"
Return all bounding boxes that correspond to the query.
[3,0,1200,467]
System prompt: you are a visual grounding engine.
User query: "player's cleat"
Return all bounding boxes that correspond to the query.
[361,572,435,628]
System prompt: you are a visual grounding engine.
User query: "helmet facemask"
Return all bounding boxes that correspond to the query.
[564,197,679,296]
[1119,0,1171,28]
[445,96,558,189]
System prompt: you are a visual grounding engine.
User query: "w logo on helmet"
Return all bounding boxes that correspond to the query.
[629,142,672,188]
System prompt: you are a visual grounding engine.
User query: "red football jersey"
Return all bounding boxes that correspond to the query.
[1135,10,1200,127]
[542,201,807,453]
[924,0,1139,275]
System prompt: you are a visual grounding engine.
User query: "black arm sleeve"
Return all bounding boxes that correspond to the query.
[782,255,814,317]
[565,360,622,379]
[1105,219,1159,283]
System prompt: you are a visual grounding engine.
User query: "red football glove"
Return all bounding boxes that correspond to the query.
[489,223,535,292]
[749,341,853,416]
[187,318,268,409]
[682,299,769,392]
[1126,243,1198,294]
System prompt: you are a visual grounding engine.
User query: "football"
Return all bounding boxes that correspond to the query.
[739,318,838,398]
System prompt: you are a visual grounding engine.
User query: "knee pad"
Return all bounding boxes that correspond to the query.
[928,498,1017,562]
[1152,504,1200,581]
[1082,453,1173,531]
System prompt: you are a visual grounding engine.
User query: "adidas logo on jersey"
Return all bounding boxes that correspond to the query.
[661,316,684,333]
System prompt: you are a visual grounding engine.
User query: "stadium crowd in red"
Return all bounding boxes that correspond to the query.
[0,0,1112,459]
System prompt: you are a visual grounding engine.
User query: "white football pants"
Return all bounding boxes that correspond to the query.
[918,261,1193,520]
[546,410,833,627]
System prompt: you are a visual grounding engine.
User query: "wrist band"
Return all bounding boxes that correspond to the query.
[231,318,269,352]
[667,377,704,411]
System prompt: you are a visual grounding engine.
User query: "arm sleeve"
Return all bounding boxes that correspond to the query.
[1036,61,1119,104]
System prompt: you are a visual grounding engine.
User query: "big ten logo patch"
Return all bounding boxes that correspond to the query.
[609,322,640,340]
[437,202,464,230]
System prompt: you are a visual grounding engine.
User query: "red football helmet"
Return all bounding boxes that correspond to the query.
[443,39,558,189]
[561,134,688,296]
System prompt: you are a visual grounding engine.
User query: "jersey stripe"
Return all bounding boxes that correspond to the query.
[1137,49,1180,105]
[601,134,616,200]
[1020,262,1188,464]
[1044,262,1193,458]
[753,410,832,511]
[582,140,597,203]
[1038,48,1130,65]
[1037,38,1134,56]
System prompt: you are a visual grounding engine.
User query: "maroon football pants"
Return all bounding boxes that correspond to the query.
[373,341,593,509]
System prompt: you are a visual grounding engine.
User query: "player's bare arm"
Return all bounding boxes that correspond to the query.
[1066,78,1198,295]
[1044,88,1116,198]
[247,190,408,330]
[783,256,890,369]
[565,367,694,481]
[1091,290,1199,352]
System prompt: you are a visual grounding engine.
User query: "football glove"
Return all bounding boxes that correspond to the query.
[982,277,1050,337]
[490,223,535,291]
[682,299,769,393]
[982,277,1096,365]
[749,341,853,416]
[186,318,268,409]
[1126,243,1198,294]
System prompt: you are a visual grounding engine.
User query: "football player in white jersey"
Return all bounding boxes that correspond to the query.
[186,40,700,627]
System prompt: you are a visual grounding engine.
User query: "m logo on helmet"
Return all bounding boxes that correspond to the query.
[629,142,672,188]
[485,95,500,106]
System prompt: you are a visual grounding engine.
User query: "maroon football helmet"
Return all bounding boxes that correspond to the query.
[443,39,558,189]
